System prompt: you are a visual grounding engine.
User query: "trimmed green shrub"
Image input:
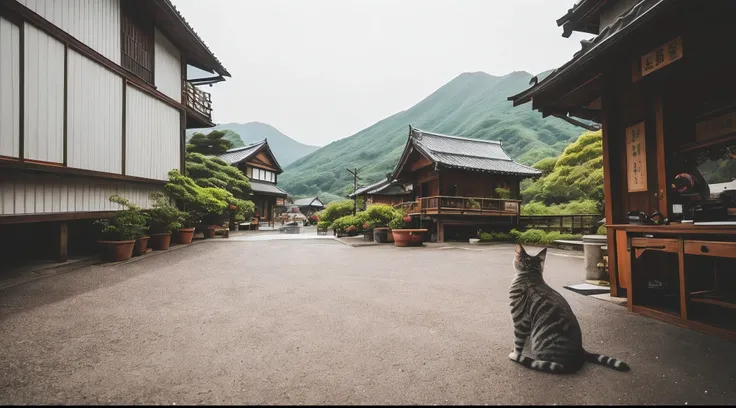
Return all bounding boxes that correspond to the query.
[317,200,355,226]
[165,170,254,226]
[95,195,149,241]
[147,192,188,234]
[185,152,252,200]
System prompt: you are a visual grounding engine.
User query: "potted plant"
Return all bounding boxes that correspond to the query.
[147,192,186,250]
[345,225,358,237]
[95,195,149,262]
[176,212,198,244]
[390,215,427,247]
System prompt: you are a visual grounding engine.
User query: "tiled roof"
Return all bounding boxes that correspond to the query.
[349,178,411,198]
[509,0,670,109]
[293,197,325,207]
[408,128,541,177]
[217,141,266,165]
[350,178,391,197]
[250,181,288,197]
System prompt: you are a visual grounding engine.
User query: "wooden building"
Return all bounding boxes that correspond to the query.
[349,178,412,207]
[218,139,288,226]
[293,197,325,218]
[509,0,736,339]
[390,127,541,242]
[0,0,229,263]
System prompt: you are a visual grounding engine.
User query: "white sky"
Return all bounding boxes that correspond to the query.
[174,0,592,147]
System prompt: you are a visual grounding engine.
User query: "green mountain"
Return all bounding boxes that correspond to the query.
[279,71,585,199]
[186,122,320,167]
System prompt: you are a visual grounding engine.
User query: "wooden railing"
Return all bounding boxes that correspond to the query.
[394,196,521,217]
[184,81,213,119]
[518,214,603,234]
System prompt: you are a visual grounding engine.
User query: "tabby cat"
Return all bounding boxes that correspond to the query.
[508,244,630,374]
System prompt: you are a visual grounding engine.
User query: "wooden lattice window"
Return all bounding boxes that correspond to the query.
[121,0,154,84]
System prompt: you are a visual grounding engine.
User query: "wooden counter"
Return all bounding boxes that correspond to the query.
[605,224,736,341]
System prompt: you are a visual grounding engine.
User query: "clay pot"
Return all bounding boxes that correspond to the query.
[202,225,218,239]
[134,236,150,256]
[149,232,172,250]
[391,229,428,247]
[98,240,136,262]
[176,228,195,244]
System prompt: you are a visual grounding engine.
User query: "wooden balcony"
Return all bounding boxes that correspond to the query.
[184,81,213,120]
[394,196,521,217]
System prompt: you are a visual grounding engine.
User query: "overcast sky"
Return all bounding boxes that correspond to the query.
[174,0,592,147]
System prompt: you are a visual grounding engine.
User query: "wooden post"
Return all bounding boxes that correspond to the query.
[437,220,444,243]
[58,222,68,263]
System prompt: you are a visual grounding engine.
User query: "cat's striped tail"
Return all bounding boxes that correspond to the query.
[585,350,630,371]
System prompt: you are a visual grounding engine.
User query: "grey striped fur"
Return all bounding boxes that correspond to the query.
[508,244,630,374]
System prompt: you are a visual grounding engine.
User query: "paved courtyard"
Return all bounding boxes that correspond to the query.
[1,238,735,405]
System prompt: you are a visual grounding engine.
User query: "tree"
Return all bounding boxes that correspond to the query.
[186,130,233,156]
[521,131,604,213]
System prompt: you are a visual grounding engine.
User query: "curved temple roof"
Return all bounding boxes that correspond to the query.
[391,127,541,179]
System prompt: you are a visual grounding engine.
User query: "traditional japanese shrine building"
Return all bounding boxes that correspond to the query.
[218,140,288,226]
[293,197,325,218]
[0,0,229,263]
[390,127,541,242]
[349,178,412,207]
[509,0,736,339]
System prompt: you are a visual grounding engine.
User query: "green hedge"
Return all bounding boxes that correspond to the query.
[478,229,582,245]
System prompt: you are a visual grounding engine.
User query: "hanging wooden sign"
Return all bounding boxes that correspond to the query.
[626,122,648,192]
[641,36,683,77]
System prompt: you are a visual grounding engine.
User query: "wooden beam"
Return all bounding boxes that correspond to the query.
[0,211,119,225]
[57,222,68,262]
[122,78,127,175]
[655,94,668,216]
[63,44,68,166]
[0,158,167,186]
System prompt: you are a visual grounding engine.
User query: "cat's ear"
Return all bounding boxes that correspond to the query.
[515,244,527,256]
[536,247,547,263]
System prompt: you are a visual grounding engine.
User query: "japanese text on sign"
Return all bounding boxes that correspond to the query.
[626,122,648,192]
[641,36,683,77]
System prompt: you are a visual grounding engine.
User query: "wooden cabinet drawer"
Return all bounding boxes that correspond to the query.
[684,240,736,259]
[631,237,680,253]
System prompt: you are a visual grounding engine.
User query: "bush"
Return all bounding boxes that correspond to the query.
[512,228,582,245]
[495,187,512,199]
[317,221,330,230]
[147,192,186,234]
[165,170,254,226]
[479,231,513,242]
[596,224,607,235]
[357,203,402,229]
[95,195,149,241]
[318,200,355,226]
[331,214,363,233]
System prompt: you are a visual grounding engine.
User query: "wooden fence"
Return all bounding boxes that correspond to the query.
[517,214,603,234]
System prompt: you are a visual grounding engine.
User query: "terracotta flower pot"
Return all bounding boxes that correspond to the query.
[134,236,150,256]
[202,225,218,239]
[149,232,172,250]
[176,228,195,244]
[98,240,136,262]
[392,229,428,247]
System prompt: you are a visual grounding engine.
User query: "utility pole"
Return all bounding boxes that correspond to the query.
[347,167,361,215]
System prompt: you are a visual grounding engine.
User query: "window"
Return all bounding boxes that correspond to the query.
[121,0,154,84]
[249,167,276,182]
